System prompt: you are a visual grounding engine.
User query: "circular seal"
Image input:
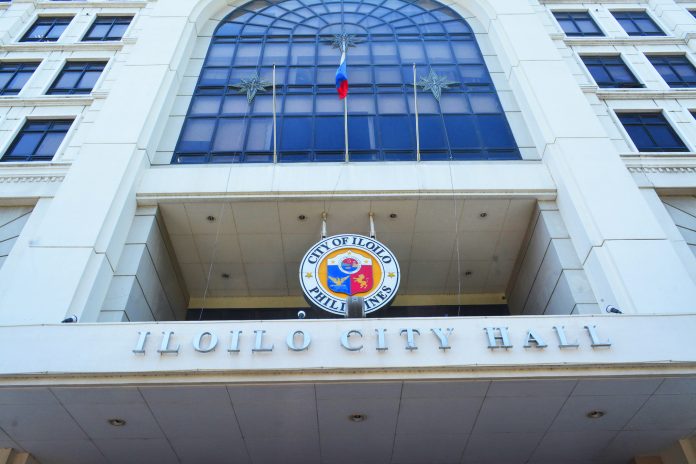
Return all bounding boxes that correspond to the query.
[299,234,400,315]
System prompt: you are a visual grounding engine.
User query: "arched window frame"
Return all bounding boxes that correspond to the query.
[173,0,520,164]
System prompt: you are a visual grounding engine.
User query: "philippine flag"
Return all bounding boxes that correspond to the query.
[335,50,348,99]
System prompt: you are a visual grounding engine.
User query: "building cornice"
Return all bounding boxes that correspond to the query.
[0,42,124,53]
[558,35,689,46]
[582,87,696,99]
[34,1,148,8]
[0,96,96,107]
[0,163,69,185]
[623,154,696,174]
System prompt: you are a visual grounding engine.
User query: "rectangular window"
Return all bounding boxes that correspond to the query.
[0,62,39,95]
[612,11,665,36]
[21,17,71,42]
[83,16,132,41]
[647,55,696,88]
[580,55,642,88]
[552,12,603,37]
[47,61,105,95]
[617,112,688,152]
[2,120,73,162]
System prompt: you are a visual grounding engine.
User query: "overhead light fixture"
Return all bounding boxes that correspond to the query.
[586,410,605,419]
[464,270,473,276]
[348,414,366,422]
[107,418,127,427]
[207,215,216,222]
[389,213,398,219]
[298,214,307,221]
[479,212,488,218]
[221,273,230,279]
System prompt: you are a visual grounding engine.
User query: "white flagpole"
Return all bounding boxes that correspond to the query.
[413,63,420,162]
[344,94,349,162]
[272,64,277,163]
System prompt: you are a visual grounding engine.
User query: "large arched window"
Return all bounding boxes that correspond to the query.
[173,0,520,163]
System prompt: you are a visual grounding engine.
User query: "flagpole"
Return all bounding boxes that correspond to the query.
[413,63,420,162]
[344,94,349,162]
[272,64,277,163]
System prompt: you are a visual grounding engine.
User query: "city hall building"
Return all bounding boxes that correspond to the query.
[0,0,696,462]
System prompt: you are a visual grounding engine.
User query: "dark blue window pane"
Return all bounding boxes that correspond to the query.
[648,55,696,88]
[445,115,479,149]
[419,116,447,149]
[618,112,688,152]
[178,119,215,152]
[315,117,344,150]
[478,115,516,149]
[612,11,665,36]
[349,116,376,150]
[213,119,246,152]
[173,0,520,163]
[22,17,72,42]
[245,118,273,151]
[552,12,603,37]
[47,62,106,95]
[281,117,312,150]
[83,16,131,41]
[380,116,412,149]
[2,119,73,162]
[0,62,38,95]
[581,55,642,88]
[207,43,236,66]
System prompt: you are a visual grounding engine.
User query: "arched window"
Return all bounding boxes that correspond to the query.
[173,0,520,163]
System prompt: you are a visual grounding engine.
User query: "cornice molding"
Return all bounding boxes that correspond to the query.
[563,36,687,46]
[0,175,65,184]
[628,166,696,173]
[0,42,123,53]
[583,87,696,99]
[35,1,148,8]
[0,96,95,107]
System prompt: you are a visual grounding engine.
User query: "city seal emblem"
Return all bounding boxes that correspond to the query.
[299,234,400,315]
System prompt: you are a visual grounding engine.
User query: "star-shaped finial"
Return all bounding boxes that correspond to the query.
[417,68,459,102]
[330,32,359,54]
[230,73,272,104]
[305,272,313,278]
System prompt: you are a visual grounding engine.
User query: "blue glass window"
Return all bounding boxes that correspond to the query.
[47,61,105,95]
[581,55,642,88]
[552,12,603,37]
[612,11,665,36]
[21,17,71,42]
[173,0,520,163]
[648,55,696,88]
[0,62,39,95]
[617,113,688,152]
[83,16,132,41]
[2,120,73,162]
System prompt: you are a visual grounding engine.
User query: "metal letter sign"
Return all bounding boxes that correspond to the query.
[299,234,401,315]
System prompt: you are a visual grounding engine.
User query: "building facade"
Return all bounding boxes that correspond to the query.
[0,0,695,462]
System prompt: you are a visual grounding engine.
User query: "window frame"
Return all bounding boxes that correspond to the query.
[82,15,133,42]
[580,54,643,88]
[172,0,521,164]
[0,119,74,162]
[615,111,690,153]
[552,11,604,37]
[646,54,696,88]
[46,61,107,95]
[611,10,666,37]
[19,16,73,43]
[0,61,41,96]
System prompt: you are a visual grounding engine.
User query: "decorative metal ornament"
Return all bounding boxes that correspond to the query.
[330,32,359,53]
[417,67,459,102]
[230,73,272,104]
